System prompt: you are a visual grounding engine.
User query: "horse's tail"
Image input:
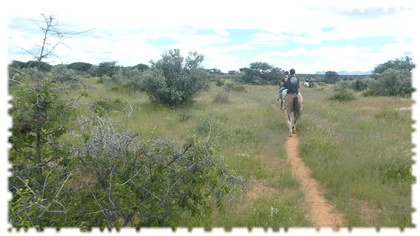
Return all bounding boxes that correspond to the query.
[293,96,300,117]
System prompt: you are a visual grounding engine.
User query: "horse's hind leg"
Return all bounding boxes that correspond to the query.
[285,109,293,137]
[292,117,298,133]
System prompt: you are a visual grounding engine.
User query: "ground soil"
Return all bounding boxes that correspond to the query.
[285,134,345,231]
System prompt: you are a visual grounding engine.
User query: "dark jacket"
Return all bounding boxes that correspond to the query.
[287,76,299,94]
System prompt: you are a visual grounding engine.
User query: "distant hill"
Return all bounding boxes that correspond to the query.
[314,71,371,75]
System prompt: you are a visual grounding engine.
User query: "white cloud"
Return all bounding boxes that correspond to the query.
[378,41,412,55]
[250,33,294,47]
[6,1,415,73]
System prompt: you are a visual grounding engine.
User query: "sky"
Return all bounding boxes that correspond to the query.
[5,0,417,74]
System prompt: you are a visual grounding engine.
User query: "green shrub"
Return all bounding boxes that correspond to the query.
[67,62,92,72]
[88,65,99,77]
[362,89,376,97]
[213,90,231,103]
[50,64,80,84]
[333,80,352,91]
[91,98,128,112]
[328,89,356,102]
[352,77,372,91]
[215,78,225,86]
[141,49,210,106]
[225,82,246,92]
[367,69,414,97]
[127,69,145,91]
[98,61,119,77]
[111,69,124,84]
[109,82,138,93]
[97,75,112,84]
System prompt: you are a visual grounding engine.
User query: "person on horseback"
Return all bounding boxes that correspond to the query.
[283,68,303,111]
[278,71,289,107]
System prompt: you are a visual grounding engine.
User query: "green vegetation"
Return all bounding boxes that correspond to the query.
[141,49,211,106]
[372,56,414,74]
[237,62,284,85]
[367,69,414,97]
[67,62,93,73]
[328,89,356,102]
[324,71,340,84]
[298,85,414,228]
[8,13,414,232]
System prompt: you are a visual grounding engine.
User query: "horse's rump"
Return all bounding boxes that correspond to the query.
[284,93,302,136]
[285,94,301,112]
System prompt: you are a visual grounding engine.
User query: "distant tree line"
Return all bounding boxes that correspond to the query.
[10,53,414,98]
[325,56,414,97]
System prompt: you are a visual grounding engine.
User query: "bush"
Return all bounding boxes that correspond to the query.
[111,68,124,84]
[67,62,92,72]
[367,69,414,97]
[333,80,352,91]
[51,64,80,84]
[98,61,119,77]
[352,76,372,91]
[97,75,112,85]
[91,98,129,112]
[325,71,339,84]
[239,62,283,85]
[225,82,246,92]
[215,78,225,86]
[127,69,145,91]
[88,65,99,77]
[328,89,356,102]
[361,89,376,97]
[141,49,210,106]
[214,90,231,103]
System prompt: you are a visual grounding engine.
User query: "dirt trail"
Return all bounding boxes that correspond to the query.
[285,134,345,231]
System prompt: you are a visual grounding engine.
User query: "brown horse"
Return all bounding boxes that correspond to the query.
[284,94,302,137]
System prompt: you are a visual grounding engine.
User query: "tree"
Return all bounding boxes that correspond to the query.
[373,56,415,74]
[24,60,52,72]
[8,13,89,231]
[50,64,80,84]
[324,71,339,84]
[67,62,92,72]
[239,62,283,85]
[368,68,414,97]
[142,49,210,106]
[132,63,149,72]
[98,61,119,77]
[207,68,223,75]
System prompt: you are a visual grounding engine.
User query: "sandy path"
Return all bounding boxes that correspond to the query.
[285,134,345,231]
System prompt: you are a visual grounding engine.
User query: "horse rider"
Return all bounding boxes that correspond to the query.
[309,77,313,88]
[278,71,289,107]
[283,68,303,111]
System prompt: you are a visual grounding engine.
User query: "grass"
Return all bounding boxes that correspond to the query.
[62,77,414,228]
[298,84,414,228]
[67,77,311,229]
[80,78,419,235]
